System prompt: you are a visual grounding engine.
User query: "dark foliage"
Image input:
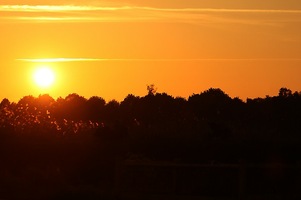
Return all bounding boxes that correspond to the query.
[0,87,301,199]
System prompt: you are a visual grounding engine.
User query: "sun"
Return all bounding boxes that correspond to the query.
[33,67,55,88]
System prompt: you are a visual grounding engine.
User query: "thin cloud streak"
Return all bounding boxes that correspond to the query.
[17,58,301,63]
[1,5,301,24]
[1,5,301,13]
[17,58,105,62]
[142,7,301,14]
[0,5,131,12]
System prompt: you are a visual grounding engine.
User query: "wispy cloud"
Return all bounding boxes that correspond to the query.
[16,58,301,63]
[1,5,301,13]
[1,4,301,24]
[17,58,104,62]
[0,5,131,12]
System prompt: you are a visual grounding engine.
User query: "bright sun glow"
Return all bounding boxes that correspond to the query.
[33,67,55,88]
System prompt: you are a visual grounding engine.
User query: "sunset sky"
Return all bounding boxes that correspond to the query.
[1,0,301,102]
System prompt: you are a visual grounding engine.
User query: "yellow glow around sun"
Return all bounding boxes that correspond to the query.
[33,67,55,88]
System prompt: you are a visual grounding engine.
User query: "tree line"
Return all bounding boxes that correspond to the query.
[0,87,301,199]
[0,87,300,162]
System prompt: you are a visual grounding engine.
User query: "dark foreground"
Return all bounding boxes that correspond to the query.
[1,88,301,199]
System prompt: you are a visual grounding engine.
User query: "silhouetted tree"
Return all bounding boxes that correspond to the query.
[0,98,10,109]
[120,94,140,123]
[188,88,232,121]
[86,96,106,120]
[104,100,120,122]
[279,87,292,98]
[60,93,87,120]
[147,84,157,96]
[36,94,54,108]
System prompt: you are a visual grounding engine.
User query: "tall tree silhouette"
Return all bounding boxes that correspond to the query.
[86,96,106,121]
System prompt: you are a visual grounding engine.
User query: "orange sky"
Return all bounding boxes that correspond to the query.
[1,0,301,102]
